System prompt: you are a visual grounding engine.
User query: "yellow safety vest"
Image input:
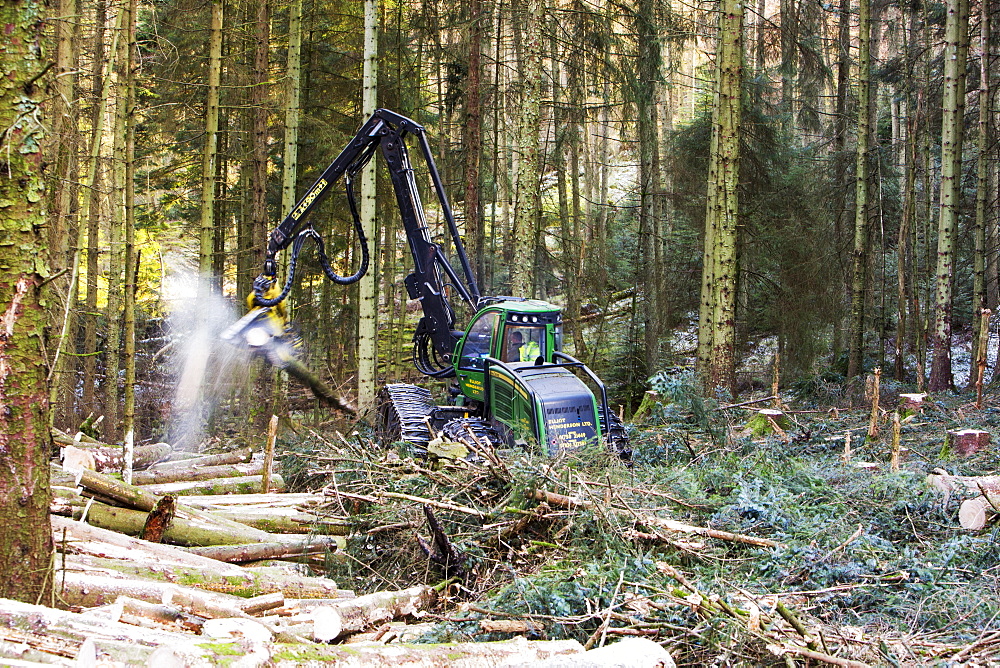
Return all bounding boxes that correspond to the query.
[519,340,540,362]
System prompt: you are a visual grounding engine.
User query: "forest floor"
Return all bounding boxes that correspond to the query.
[277,372,1000,667]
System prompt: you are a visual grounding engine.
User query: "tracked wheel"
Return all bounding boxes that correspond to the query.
[601,411,632,461]
[377,383,434,456]
[440,417,504,452]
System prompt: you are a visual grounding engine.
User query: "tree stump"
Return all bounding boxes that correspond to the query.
[744,409,791,438]
[947,429,990,457]
[899,393,926,418]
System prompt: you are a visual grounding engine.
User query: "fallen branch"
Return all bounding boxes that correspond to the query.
[526,489,780,548]
[375,491,486,518]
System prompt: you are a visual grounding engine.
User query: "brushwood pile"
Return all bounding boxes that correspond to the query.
[6,373,1000,666]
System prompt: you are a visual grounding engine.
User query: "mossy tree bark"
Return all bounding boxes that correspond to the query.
[697,0,743,396]
[928,0,970,391]
[199,0,223,286]
[510,0,543,298]
[0,0,53,602]
[970,0,991,384]
[847,0,871,381]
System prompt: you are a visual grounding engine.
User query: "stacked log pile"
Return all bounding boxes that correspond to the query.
[0,431,640,667]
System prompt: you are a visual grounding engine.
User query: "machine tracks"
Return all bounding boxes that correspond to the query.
[376,383,435,456]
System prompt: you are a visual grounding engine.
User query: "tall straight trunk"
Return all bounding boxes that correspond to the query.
[47,0,81,426]
[636,0,663,372]
[510,0,543,298]
[847,0,872,380]
[199,0,224,285]
[249,0,270,290]
[0,0,53,603]
[82,0,117,425]
[897,102,918,381]
[463,0,485,287]
[357,0,379,415]
[281,0,302,241]
[123,0,138,443]
[895,14,915,381]
[970,0,991,379]
[698,0,743,394]
[780,0,799,129]
[105,0,135,443]
[567,0,588,359]
[928,0,971,390]
[830,0,851,360]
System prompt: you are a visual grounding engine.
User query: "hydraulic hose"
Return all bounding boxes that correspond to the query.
[253,180,370,307]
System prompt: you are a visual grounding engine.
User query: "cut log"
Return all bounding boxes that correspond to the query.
[744,409,791,438]
[114,595,204,632]
[959,497,995,530]
[629,390,661,422]
[527,637,676,668]
[0,597,244,666]
[208,506,350,535]
[321,584,438,639]
[57,570,252,613]
[131,461,264,486]
[274,636,585,666]
[64,552,353,601]
[141,474,286,496]
[52,516,353,599]
[481,619,543,634]
[51,427,171,471]
[178,492,323,508]
[65,497,315,547]
[146,447,253,472]
[239,592,285,615]
[926,472,1000,496]
[55,464,302,543]
[264,414,279,493]
[947,429,990,456]
[187,537,345,563]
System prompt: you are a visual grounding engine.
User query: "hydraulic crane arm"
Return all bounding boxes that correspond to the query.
[250,109,482,377]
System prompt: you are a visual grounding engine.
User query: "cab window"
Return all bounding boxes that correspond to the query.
[459,311,498,369]
[503,325,545,363]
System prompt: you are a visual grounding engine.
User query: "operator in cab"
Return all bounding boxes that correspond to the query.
[506,329,542,363]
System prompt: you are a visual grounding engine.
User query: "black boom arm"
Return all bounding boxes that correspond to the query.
[254,109,482,377]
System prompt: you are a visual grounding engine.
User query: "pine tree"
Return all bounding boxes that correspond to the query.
[0,0,53,602]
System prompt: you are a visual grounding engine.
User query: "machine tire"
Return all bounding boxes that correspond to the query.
[377,383,434,456]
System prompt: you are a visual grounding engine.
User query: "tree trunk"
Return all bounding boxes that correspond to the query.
[104,0,134,444]
[847,0,872,380]
[82,0,118,427]
[510,0,543,298]
[357,0,379,416]
[928,0,971,391]
[46,0,82,430]
[971,0,991,383]
[123,0,138,447]
[698,0,743,395]
[0,0,52,603]
[463,0,485,287]
[199,0,223,285]
[636,0,664,373]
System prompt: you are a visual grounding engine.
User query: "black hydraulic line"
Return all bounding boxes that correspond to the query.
[552,351,612,443]
[252,109,485,376]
